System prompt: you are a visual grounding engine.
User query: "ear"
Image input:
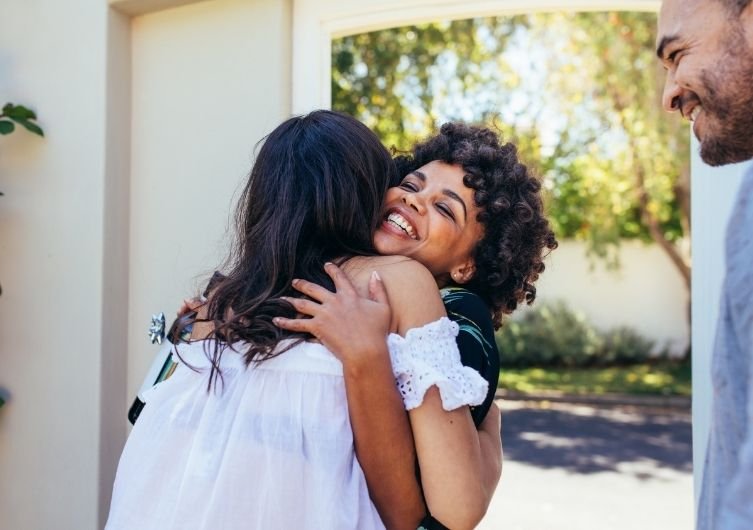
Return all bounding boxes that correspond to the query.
[450,260,476,285]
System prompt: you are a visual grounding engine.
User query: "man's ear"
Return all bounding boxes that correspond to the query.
[450,260,476,284]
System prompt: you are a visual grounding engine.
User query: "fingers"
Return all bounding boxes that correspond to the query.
[273,316,315,334]
[323,262,356,296]
[367,271,389,304]
[177,297,205,316]
[281,296,321,317]
[291,278,334,302]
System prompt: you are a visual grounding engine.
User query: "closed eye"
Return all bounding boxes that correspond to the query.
[399,181,418,192]
[437,203,456,221]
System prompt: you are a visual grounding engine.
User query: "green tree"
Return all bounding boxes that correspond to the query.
[332,18,520,148]
[531,12,690,286]
[332,12,690,295]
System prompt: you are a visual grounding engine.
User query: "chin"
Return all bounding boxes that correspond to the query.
[373,231,403,255]
[700,129,753,166]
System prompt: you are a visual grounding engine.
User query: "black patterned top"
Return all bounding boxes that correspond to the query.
[416,288,501,530]
[440,286,500,427]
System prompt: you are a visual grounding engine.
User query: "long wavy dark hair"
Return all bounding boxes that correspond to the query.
[394,123,558,329]
[177,110,395,389]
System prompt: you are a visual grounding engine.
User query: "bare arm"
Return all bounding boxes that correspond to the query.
[274,262,426,529]
[387,265,500,529]
[276,260,501,529]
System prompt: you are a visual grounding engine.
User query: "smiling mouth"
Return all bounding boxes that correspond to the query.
[385,211,418,240]
[689,106,702,122]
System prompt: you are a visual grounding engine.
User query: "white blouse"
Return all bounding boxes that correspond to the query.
[105,317,487,530]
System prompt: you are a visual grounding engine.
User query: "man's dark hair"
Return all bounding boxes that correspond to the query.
[395,123,558,328]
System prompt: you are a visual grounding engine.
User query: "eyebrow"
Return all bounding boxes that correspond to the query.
[656,35,680,60]
[412,170,468,221]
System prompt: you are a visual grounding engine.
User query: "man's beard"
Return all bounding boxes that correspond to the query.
[697,30,753,166]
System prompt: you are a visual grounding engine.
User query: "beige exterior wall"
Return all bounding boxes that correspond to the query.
[0,0,291,528]
[535,240,689,356]
[127,0,292,407]
[0,2,110,529]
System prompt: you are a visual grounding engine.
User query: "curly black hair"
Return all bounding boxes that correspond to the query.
[394,122,558,329]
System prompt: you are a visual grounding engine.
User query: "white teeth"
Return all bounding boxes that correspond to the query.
[690,106,702,122]
[387,212,418,239]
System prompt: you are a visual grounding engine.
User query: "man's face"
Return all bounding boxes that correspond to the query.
[657,0,753,166]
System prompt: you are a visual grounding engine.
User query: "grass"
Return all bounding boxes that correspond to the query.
[499,362,691,396]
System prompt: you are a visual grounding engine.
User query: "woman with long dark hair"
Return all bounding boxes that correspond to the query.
[105,111,500,529]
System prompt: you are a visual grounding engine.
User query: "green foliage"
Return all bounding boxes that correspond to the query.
[0,103,44,137]
[499,362,691,396]
[332,13,690,272]
[496,301,604,367]
[333,18,519,149]
[601,326,658,365]
[495,301,654,368]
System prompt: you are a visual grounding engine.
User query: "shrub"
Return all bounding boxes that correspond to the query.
[599,326,654,365]
[496,301,654,367]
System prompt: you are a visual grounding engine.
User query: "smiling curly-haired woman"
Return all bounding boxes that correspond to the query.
[394,122,559,328]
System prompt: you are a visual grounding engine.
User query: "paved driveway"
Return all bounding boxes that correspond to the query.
[478,399,693,530]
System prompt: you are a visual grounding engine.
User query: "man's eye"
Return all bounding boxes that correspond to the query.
[668,50,680,63]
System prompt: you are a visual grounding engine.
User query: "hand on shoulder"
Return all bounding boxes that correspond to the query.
[350,256,446,336]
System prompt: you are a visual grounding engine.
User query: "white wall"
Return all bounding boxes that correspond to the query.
[533,240,689,355]
[127,0,292,402]
[0,1,109,529]
[0,0,292,528]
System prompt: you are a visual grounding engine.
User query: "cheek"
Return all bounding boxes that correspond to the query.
[383,187,402,204]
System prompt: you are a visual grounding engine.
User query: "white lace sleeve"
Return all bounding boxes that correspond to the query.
[387,317,489,411]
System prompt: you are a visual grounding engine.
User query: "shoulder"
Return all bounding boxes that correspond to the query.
[346,255,446,333]
[346,255,438,294]
[440,287,498,366]
[441,288,492,326]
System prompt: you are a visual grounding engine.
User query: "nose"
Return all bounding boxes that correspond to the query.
[402,192,426,214]
[662,70,682,114]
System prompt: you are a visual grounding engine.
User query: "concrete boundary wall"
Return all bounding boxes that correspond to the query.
[534,240,689,356]
[0,1,292,528]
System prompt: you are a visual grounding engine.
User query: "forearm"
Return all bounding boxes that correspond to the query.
[409,388,489,530]
[343,346,426,530]
[478,413,503,501]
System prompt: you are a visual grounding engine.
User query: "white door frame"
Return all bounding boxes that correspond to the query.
[292,0,730,510]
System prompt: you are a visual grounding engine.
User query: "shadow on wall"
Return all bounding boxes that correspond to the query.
[501,405,692,479]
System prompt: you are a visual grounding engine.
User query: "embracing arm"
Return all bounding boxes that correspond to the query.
[275,260,501,529]
[369,262,501,528]
[408,392,501,529]
[389,269,501,529]
[341,338,425,530]
[275,263,426,529]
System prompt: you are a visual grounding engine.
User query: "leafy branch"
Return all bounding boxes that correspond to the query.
[0,103,44,138]
[0,103,44,199]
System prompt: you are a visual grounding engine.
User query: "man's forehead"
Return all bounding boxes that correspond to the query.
[657,0,707,43]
